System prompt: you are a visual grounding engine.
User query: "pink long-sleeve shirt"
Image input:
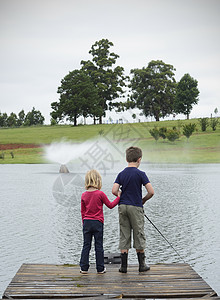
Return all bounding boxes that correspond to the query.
[81,190,120,224]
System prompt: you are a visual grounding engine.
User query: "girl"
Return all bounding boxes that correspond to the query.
[80,169,120,274]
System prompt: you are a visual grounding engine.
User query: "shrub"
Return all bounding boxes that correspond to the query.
[166,128,180,142]
[149,127,160,141]
[50,118,57,126]
[182,123,196,140]
[199,118,209,131]
[159,127,167,140]
[210,118,219,131]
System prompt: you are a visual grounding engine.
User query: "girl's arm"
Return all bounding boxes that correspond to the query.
[81,198,86,222]
[102,192,120,209]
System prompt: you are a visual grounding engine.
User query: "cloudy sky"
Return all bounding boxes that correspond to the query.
[0,0,220,124]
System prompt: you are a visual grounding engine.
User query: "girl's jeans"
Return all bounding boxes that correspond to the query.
[80,219,104,272]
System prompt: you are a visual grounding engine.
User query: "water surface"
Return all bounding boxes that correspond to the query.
[0,163,219,296]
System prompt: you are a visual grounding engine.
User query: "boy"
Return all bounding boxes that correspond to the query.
[112,146,154,273]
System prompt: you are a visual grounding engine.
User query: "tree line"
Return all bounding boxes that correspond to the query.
[0,107,45,127]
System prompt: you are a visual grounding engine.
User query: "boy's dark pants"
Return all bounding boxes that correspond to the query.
[80,219,104,272]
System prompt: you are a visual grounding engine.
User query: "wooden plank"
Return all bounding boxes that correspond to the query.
[2,263,218,299]
[3,298,220,300]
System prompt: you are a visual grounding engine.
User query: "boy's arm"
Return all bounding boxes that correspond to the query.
[112,183,120,197]
[142,183,154,205]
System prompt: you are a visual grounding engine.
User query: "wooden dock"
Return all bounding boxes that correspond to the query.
[2,263,219,299]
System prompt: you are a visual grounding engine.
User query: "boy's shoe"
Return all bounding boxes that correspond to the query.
[137,252,150,272]
[119,252,128,273]
[97,267,106,274]
[80,269,88,274]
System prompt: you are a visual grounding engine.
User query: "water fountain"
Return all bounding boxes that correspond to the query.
[44,140,81,172]
[43,138,122,173]
[43,140,96,172]
[59,164,69,173]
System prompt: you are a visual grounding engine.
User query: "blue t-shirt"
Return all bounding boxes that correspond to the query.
[114,167,150,207]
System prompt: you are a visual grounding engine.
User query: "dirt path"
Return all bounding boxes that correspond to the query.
[0,144,42,150]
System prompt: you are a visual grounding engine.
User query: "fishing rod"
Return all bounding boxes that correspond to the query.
[144,214,186,263]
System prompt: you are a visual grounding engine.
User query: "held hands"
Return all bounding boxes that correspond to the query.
[118,190,121,197]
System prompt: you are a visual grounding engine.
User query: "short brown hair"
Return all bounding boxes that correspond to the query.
[126,146,142,162]
[85,169,102,190]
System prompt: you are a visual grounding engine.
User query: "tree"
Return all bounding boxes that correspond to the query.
[210,118,219,131]
[174,73,199,119]
[129,60,176,121]
[166,128,181,142]
[132,113,136,121]
[0,112,8,127]
[24,107,45,126]
[17,109,25,126]
[7,112,18,127]
[50,118,57,126]
[182,123,196,141]
[51,70,101,126]
[81,39,127,124]
[199,117,209,132]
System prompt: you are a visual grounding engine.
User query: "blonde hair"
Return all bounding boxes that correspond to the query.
[85,169,102,190]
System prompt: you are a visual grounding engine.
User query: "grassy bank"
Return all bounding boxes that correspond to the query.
[0,118,220,164]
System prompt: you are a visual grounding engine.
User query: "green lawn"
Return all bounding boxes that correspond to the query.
[0,119,220,164]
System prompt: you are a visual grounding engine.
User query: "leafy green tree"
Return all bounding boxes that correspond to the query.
[199,117,209,132]
[166,128,180,142]
[81,39,127,124]
[51,70,101,126]
[129,60,176,121]
[7,112,18,127]
[149,127,160,141]
[132,113,136,121]
[210,118,219,131]
[50,118,57,126]
[182,123,196,141]
[17,109,26,126]
[214,107,218,115]
[24,107,45,126]
[0,112,8,127]
[174,73,199,119]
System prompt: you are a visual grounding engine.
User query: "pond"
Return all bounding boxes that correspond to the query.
[0,163,220,296]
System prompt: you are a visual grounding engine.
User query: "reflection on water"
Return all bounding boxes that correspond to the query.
[0,163,219,296]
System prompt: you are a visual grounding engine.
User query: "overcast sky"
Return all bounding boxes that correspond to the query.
[0,0,220,124]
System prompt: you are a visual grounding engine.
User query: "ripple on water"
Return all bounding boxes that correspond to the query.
[0,164,220,297]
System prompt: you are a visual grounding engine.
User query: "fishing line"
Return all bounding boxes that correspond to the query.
[145,214,186,263]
